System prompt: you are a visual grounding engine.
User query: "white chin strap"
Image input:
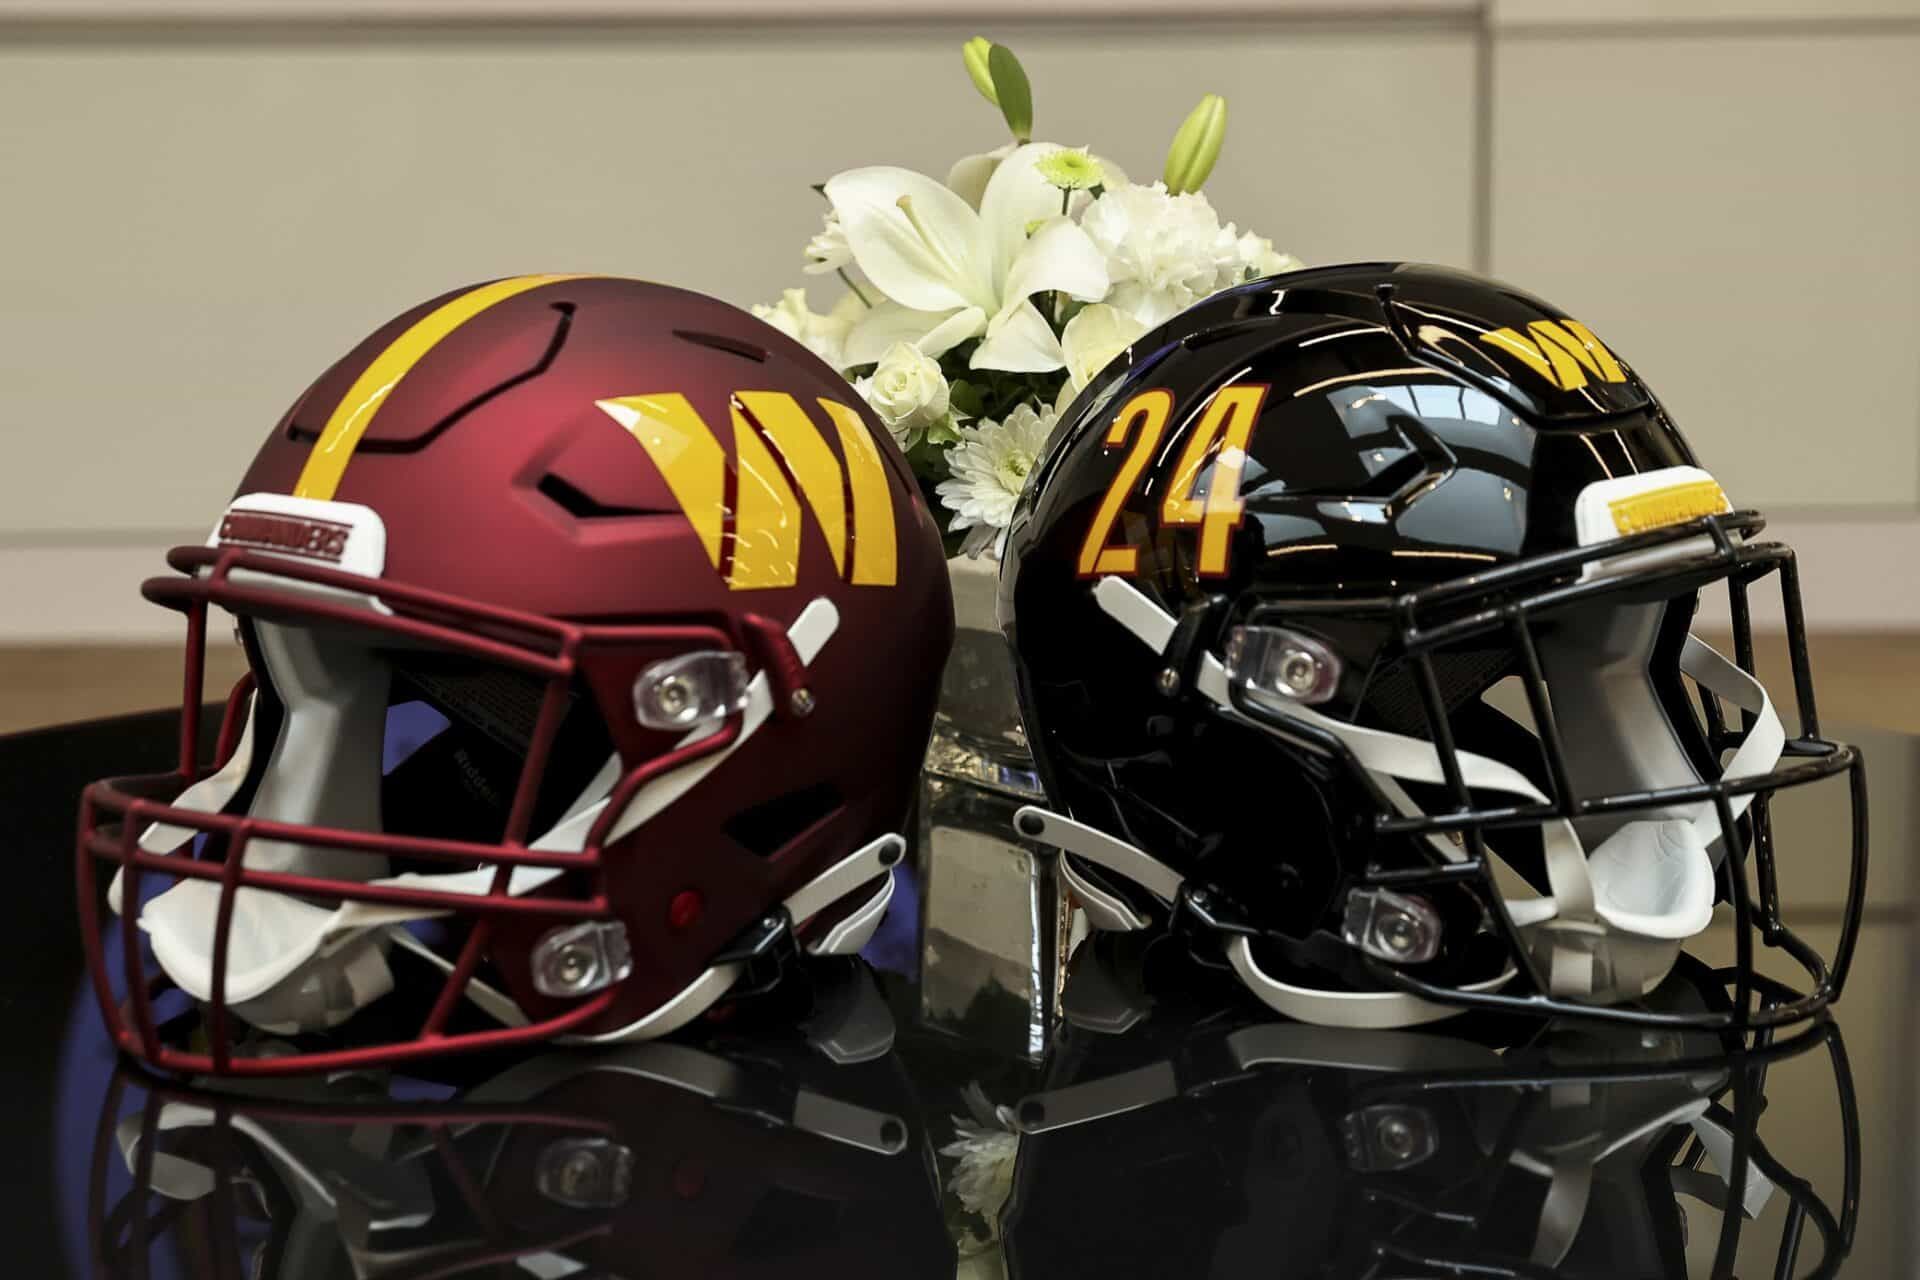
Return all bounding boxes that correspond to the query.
[114,597,897,1039]
[1052,577,1784,1030]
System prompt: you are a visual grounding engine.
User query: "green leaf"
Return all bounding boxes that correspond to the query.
[947,379,987,419]
[906,439,954,484]
[924,418,964,447]
[988,43,1034,144]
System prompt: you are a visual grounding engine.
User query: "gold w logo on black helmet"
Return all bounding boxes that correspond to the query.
[1478,319,1626,392]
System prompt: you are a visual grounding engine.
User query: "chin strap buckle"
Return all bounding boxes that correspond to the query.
[711,907,803,1000]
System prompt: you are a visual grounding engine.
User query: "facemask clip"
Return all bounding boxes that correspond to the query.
[536,1137,635,1208]
[1343,887,1442,965]
[1341,1103,1438,1172]
[633,650,750,731]
[1225,624,1342,708]
[531,921,634,998]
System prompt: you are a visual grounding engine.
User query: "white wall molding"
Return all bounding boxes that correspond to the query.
[0,0,1476,21]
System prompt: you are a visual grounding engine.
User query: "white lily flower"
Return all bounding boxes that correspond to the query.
[826,143,1111,373]
[802,209,853,275]
[946,141,1017,210]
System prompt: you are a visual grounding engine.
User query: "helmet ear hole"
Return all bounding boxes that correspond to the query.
[723,783,845,860]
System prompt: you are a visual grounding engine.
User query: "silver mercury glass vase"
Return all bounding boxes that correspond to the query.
[915,553,1078,1061]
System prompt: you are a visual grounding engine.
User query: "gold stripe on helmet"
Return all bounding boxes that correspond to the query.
[294,274,586,500]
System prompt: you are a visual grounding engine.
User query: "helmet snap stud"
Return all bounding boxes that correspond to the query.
[556,946,592,984]
[1375,1114,1417,1159]
[1277,649,1320,695]
[1155,668,1181,696]
[1378,912,1420,958]
[668,890,704,931]
[790,687,817,717]
[654,675,692,718]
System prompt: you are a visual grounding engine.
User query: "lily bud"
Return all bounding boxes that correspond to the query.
[1164,93,1228,194]
[962,37,998,106]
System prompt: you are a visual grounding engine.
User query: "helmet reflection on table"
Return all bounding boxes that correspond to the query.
[73,275,953,1077]
[1000,262,1866,1032]
[1003,935,1859,1280]
[91,959,956,1279]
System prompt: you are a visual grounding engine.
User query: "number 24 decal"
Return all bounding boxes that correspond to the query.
[1076,384,1270,579]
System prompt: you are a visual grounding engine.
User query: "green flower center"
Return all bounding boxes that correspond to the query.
[1035,149,1105,191]
[997,449,1036,492]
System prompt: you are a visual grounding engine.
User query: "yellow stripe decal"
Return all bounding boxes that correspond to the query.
[294,274,583,500]
[737,392,848,577]
[728,402,801,590]
[1608,479,1731,535]
[595,393,728,566]
[818,397,898,586]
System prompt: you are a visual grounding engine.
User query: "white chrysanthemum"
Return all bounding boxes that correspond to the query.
[751,287,864,370]
[936,402,1055,552]
[942,1117,1020,1225]
[1078,181,1246,327]
[802,208,852,275]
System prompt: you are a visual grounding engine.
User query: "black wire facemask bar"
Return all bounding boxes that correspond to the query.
[1223,511,1867,1031]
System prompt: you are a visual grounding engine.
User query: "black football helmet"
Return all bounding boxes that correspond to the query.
[1003,936,1859,1280]
[1001,263,1866,1030]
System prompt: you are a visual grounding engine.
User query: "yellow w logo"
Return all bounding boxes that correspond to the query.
[1477,319,1626,392]
[595,391,898,591]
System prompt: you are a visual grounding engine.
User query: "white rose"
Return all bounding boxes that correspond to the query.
[855,341,951,449]
[751,287,861,370]
[802,209,852,276]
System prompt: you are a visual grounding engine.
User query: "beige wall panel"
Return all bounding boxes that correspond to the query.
[0,25,1475,552]
[1490,31,1920,509]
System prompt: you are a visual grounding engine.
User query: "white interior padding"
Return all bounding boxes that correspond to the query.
[1089,577,1786,1025]
[116,599,846,1037]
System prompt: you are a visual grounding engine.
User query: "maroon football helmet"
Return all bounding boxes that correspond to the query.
[77,274,953,1075]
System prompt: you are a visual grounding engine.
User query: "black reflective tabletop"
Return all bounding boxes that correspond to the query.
[3,710,1913,1278]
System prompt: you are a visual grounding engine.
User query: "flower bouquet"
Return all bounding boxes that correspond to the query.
[755,37,1299,559]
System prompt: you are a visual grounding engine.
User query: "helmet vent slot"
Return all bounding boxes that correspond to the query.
[723,782,844,859]
[536,472,676,520]
[676,329,769,363]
